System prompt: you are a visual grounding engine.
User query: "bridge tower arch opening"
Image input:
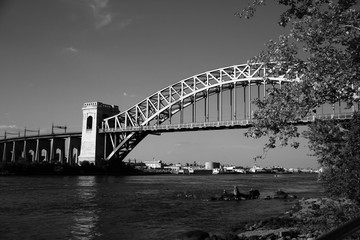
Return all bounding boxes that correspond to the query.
[78,102,119,165]
[28,150,35,162]
[86,116,93,130]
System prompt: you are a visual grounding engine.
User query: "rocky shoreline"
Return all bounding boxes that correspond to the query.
[177,197,360,240]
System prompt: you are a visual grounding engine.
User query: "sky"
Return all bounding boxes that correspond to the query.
[0,0,319,168]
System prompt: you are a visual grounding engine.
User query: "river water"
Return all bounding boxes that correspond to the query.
[0,174,324,240]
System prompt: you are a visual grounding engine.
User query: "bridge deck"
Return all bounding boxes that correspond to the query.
[100,113,354,134]
[0,132,81,143]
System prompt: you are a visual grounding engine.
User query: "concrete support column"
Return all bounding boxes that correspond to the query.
[50,138,65,163]
[10,141,24,162]
[67,137,72,165]
[68,137,81,165]
[11,141,16,162]
[35,139,40,162]
[3,142,13,162]
[36,139,51,162]
[49,138,54,162]
[0,143,4,162]
[25,140,37,162]
[22,140,27,161]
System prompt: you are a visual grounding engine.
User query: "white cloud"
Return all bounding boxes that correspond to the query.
[95,13,111,29]
[123,92,136,98]
[64,46,79,53]
[85,0,112,29]
[0,125,18,129]
[117,18,132,30]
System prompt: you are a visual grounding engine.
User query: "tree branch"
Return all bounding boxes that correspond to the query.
[341,25,360,31]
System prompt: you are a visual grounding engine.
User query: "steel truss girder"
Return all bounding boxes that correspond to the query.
[106,132,148,161]
[102,63,292,161]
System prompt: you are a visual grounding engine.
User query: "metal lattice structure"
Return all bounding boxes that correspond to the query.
[101,63,293,161]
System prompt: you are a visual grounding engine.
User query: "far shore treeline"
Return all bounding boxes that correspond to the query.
[0,160,151,176]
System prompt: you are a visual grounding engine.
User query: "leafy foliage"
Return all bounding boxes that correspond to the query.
[236,1,360,200]
[304,112,360,202]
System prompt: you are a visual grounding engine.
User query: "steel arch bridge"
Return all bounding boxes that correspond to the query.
[101,63,297,161]
[0,63,354,164]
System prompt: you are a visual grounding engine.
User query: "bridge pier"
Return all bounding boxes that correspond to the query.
[1,143,5,162]
[22,140,28,161]
[24,140,37,162]
[2,142,13,162]
[78,102,119,165]
[50,138,65,163]
[0,142,3,162]
[11,140,24,162]
[36,139,51,162]
[67,136,81,165]
[2,142,11,162]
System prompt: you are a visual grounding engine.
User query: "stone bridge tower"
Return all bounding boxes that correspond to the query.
[78,102,119,165]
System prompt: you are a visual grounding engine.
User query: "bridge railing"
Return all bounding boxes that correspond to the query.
[0,131,82,141]
[100,112,354,133]
[100,120,252,133]
[300,113,354,123]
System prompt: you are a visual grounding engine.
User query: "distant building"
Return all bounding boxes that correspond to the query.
[234,167,246,174]
[164,165,180,173]
[223,166,235,172]
[144,160,163,169]
[205,161,220,170]
[288,168,300,173]
[249,165,266,173]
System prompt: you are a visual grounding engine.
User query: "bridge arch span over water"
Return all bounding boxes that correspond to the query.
[98,63,294,162]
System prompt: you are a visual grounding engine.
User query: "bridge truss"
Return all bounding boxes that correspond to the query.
[101,63,296,161]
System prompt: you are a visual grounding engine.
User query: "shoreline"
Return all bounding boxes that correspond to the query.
[178,197,360,240]
[0,161,172,176]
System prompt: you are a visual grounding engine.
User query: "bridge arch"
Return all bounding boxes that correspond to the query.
[102,63,292,161]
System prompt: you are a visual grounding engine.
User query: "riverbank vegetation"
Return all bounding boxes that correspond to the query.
[237,0,359,199]
[231,0,360,238]
[236,0,360,201]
